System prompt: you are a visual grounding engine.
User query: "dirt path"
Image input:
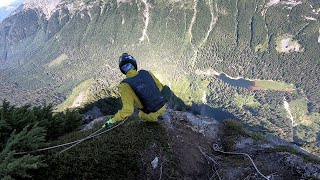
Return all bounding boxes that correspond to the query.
[71,92,84,108]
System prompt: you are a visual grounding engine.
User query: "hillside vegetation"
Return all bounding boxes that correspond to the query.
[0,0,319,154]
[0,100,82,179]
[1,101,320,179]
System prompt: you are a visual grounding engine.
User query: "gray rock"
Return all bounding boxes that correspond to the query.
[281,153,320,179]
[85,105,103,119]
[171,111,222,140]
[235,137,254,150]
[82,116,106,131]
[266,134,320,161]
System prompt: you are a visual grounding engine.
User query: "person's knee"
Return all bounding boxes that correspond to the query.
[139,105,166,122]
[158,106,166,116]
[139,113,158,122]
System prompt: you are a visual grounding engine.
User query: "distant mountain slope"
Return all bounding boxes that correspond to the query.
[0,0,23,22]
[0,0,319,154]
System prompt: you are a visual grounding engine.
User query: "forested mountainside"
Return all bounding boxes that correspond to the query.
[0,0,319,154]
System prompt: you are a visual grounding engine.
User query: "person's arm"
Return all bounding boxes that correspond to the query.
[112,83,135,123]
[149,72,164,91]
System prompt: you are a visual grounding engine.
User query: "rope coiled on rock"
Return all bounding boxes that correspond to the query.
[212,144,271,180]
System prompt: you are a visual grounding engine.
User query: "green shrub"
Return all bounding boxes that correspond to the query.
[222,119,267,150]
[0,100,83,179]
[0,124,47,179]
[222,119,247,151]
[224,119,247,136]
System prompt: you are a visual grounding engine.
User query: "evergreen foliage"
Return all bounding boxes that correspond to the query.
[0,124,46,179]
[0,100,82,179]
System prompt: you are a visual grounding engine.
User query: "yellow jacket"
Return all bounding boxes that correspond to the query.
[112,70,165,122]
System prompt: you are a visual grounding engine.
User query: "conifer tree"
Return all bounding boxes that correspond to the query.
[0,124,46,179]
[0,100,82,179]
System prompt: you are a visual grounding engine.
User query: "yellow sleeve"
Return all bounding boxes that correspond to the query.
[112,83,134,122]
[149,72,164,91]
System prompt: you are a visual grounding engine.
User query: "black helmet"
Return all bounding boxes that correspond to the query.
[119,53,137,74]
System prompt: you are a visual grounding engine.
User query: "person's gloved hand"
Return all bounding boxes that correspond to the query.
[102,118,113,128]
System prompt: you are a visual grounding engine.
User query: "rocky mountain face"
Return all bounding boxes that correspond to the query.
[166,110,320,179]
[0,0,319,156]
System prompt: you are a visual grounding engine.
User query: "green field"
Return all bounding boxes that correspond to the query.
[254,80,295,91]
[55,79,94,112]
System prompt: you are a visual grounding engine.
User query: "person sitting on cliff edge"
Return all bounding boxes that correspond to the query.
[103,53,167,128]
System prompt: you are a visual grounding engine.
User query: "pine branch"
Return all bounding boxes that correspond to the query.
[0,123,47,179]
